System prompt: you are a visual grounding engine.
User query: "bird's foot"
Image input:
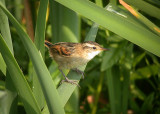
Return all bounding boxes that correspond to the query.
[72,68,85,79]
[60,77,80,87]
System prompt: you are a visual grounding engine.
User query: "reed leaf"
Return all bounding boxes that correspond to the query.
[0,34,41,114]
[33,0,49,109]
[55,0,160,57]
[0,2,65,114]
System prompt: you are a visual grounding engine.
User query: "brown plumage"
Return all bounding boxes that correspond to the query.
[45,40,108,86]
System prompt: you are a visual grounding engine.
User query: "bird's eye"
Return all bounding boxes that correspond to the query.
[93,47,96,49]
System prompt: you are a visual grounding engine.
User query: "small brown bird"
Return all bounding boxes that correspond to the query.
[45,40,108,86]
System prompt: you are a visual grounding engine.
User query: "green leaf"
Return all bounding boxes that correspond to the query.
[132,53,146,68]
[140,93,154,113]
[106,66,121,114]
[131,64,159,80]
[58,70,83,107]
[101,41,127,71]
[124,0,160,19]
[49,1,80,42]
[85,23,99,41]
[0,0,17,113]
[34,0,48,58]
[95,0,103,7]
[122,0,160,36]
[121,67,130,114]
[64,88,79,113]
[0,34,41,114]
[0,0,13,53]
[0,2,65,114]
[0,90,17,114]
[0,54,6,75]
[33,0,49,109]
[129,96,140,113]
[55,0,160,57]
[91,72,105,114]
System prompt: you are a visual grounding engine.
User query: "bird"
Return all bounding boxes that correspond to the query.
[45,40,108,86]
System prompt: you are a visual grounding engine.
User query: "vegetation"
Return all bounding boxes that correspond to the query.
[0,0,160,113]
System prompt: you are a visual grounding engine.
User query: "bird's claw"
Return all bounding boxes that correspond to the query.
[60,77,80,88]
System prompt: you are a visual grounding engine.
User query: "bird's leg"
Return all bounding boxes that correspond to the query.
[72,68,85,79]
[59,70,80,87]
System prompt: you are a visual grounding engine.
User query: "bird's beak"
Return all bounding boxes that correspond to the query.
[100,47,109,51]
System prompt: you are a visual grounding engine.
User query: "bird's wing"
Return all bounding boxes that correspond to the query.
[51,43,76,57]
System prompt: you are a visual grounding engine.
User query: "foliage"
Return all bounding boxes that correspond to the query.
[0,0,160,114]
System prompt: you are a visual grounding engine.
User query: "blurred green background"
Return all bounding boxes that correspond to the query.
[0,0,160,114]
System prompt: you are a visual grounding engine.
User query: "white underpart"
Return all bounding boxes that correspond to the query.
[87,51,101,60]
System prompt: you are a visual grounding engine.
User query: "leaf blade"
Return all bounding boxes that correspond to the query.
[55,0,160,57]
[0,34,41,114]
[0,2,65,114]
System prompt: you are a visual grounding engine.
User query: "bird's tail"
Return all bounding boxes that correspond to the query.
[45,40,53,48]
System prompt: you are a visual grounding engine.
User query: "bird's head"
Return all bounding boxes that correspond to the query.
[82,41,108,60]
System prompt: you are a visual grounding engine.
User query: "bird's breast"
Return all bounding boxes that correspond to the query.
[51,54,89,69]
